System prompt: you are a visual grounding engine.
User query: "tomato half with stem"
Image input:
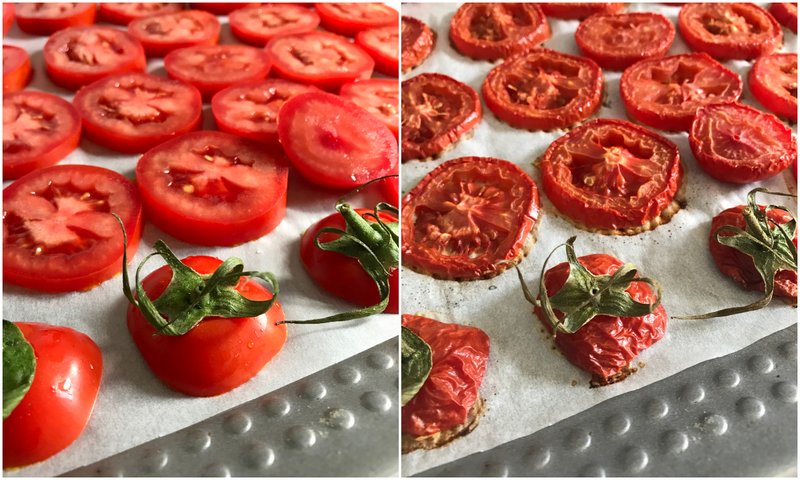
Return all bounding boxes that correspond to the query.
[98,3,183,25]
[3,45,31,93]
[315,3,398,37]
[401,16,435,73]
[229,4,320,46]
[541,3,625,19]
[771,3,798,33]
[749,53,797,121]
[128,10,220,57]
[355,25,398,77]
[3,4,14,35]
[340,79,399,138]
[15,3,96,36]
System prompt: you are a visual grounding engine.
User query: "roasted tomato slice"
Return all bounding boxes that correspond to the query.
[482,48,603,131]
[749,53,797,121]
[402,156,540,280]
[3,91,81,179]
[98,3,183,25]
[575,13,675,71]
[15,3,96,36]
[315,3,398,37]
[771,3,798,33]
[355,25,399,77]
[401,73,481,161]
[678,3,782,60]
[401,16,435,73]
[229,4,320,46]
[689,102,796,184]
[191,3,256,15]
[3,45,31,93]
[128,10,220,57]
[44,25,146,91]
[3,165,143,292]
[449,3,551,61]
[340,79,399,137]
[73,72,202,154]
[3,4,14,35]
[136,131,289,246]
[620,52,743,132]
[541,119,683,233]
[541,3,625,19]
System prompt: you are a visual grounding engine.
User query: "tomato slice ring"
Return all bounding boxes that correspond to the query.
[749,53,797,122]
[355,25,398,77]
[575,12,675,71]
[73,72,202,154]
[15,3,96,36]
[620,52,743,132]
[401,73,481,161]
[136,131,289,246]
[128,10,220,57]
[771,3,798,33]
[541,119,683,233]
[315,3,398,37]
[449,3,551,61]
[540,3,625,19]
[3,45,31,93]
[229,4,320,46]
[98,3,183,26]
[3,164,143,292]
[340,79,398,137]
[401,156,540,281]
[482,48,603,131]
[401,16,435,73]
[3,4,14,35]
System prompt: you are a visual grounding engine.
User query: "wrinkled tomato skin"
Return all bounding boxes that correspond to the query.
[749,53,798,121]
[401,16,435,73]
[127,256,287,397]
[3,322,103,469]
[16,3,97,36]
[3,45,32,93]
[541,3,625,19]
[535,254,667,381]
[401,314,490,438]
[771,3,798,33]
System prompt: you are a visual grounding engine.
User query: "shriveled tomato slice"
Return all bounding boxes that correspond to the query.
[128,10,220,57]
[355,25,398,77]
[229,4,320,46]
[541,119,683,233]
[620,52,743,131]
[15,3,96,36]
[771,3,798,33]
[482,48,603,131]
[315,3,398,37]
[3,45,31,93]
[3,4,14,35]
[191,3,256,15]
[749,53,797,121]
[98,3,183,25]
[449,3,551,60]
[402,73,481,161]
[340,79,398,137]
[541,3,625,19]
[401,16,435,73]
[73,72,202,154]
[3,165,143,292]
[575,13,675,71]
[402,156,540,280]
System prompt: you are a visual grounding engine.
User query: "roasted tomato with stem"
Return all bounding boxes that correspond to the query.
[749,53,797,121]
[3,45,31,93]
[540,3,625,19]
[355,25,399,77]
[229,4,320,46]
[98,3,183,25]
[401,16,435,73]
[340,79,399,138]
[770,3,798,33]
[128,10,220,57]
[15,3,96,36]
[315,3,398,37]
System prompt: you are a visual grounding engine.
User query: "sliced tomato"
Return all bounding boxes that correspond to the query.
[770,3,798,33]
[191,3,256,15]
[340,79,398,137]
[540,3,625,19]
[3,45,31,93]
[15,3,96,36]
[164,44,271,100]
[73,72,202,154]
[229,4,320,46]
[3,3,14,35]
[381,176,399,206]
[575,12,675,71]
[315,3,398,37]
[355,25,398,77]
[135,131,289,246]
[749,53,797,121]
[401,156,540,280]
[482,48,603,131]
[620,52,743,131]
[265,31,374,91]
[541,119,683,232]
[401,16,435,73]
[44,25,146,91]
[3,165,142,292]
[277,92,398,189]
[449,3,551,60]
[128,10,220,57]
[98,3,183,25]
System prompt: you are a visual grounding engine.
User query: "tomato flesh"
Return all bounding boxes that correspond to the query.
[98,3,183,25]
[128,10,220,57]
[355,25,398,77]
[449,3,551,60]
[229,4,320,46]
[540,3,625,19]
[3,4,14,35]
[749,53,797,121]
[15,3,96,36]
[401,15,435,73]
[191,3,256,15]
[770,3,798,33]
[3,44,31,93]
[315,3,398,37]
[340,79,399,137]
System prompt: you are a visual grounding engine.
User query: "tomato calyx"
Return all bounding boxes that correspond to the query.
[401,326,432,406]
[2,320,36,419]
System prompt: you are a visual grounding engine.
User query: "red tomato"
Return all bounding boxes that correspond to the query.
[689,102,796,184]
[128,256,287,397]
[128,10,220,57]
[44,25,146,91]
[770,3,798,33]
[541,3,625,19]
[541,119,683,232]
[620,52,743,131]
[164,44,271,100]
[3,322,102,469]
[402,73,481,161]
[749,53,797,121]
[265,31,374,91]
[449,3,551,60]
[136,131,289,246]
[381,176,399,206]
[3,165,143,292]
[211,79,320,145]
[278,92,398,189]
[355,25,398,77]
[401,16,435,73]
[575,13,675,71]
[401,314,490,437]
[340,79,399,138]
[229,4,320,46]
[3,45,31,93]
[315,3,398,37]
[98,3,183,25]
[3,3,14,35]
[191,3,256,15]
[15,3,96,36]
[402,156,540,280]
[73,72,202,154]
[483,48,602,131]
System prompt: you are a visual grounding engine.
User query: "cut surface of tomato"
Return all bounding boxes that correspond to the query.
[15,3,96,36]
[576,12,675,70]
[164,44,271,99]
[3,45,31,93]
[401,15,435,73]
[355,25,399,77]
[229,4,320,46]
[315,3,398,37]
[3,4,14,35]
[449,3,551,60]
[402,156,540,280]
[770,3,798,33]
[191,3,257,15]
[128,10,220,57]
[98,3,182,25]
[541,3,625,19]
[749,53,797,121]
[340,79,399,137]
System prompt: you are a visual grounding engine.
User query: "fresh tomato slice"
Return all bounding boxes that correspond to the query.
[340,79,399,137]
[749,53,797,121]
[355,25,398,77]
[211,79,319,144]
[3,3,14,35]
[541,119,683,233]
[620,52,743,131]
[73,72,202,154]
[315,3,398,37]
[575,12,675,71]
[381,176,399,206]
[402,73,481,161]
[771,3,798,33]
[191,3,256,15]
[128,256,286,397]
[277,92,398,189]
[3,322,102,469]
[15,3,96,36]
[44,25,146,91]
[482,48,603,131]
[98,3,183,25]
[449,3,551,60]
[401,15,435,73]
[3,165,143,292]
[135,131,289,246]
[265,31,374,91]
[540,3,625,19]
[678,3,782,60]
[3,45,31,93]
[229,4,320,46]
[402,156,540,280]
[128,10,220,57]
[164,44,271,100]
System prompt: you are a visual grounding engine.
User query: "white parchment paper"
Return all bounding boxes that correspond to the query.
[401,3,797,475]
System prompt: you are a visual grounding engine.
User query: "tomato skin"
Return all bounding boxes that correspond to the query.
[128,10,221,57]
[127,256,287,397]
[749,53,797,121]
[3,322,103,469]
[770,3,798,33]
[575,13,675,71]
[401,16,435,73]
[540,3,625,19]
[315,3,398,37]
[380,176,399,206]
[3,45,31,93]
[340,79,399,137]
[3,4,14,35]
[98,3,183,25]
[355,26,399,77]
[15,3,96,36]
[229,4,320,46]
